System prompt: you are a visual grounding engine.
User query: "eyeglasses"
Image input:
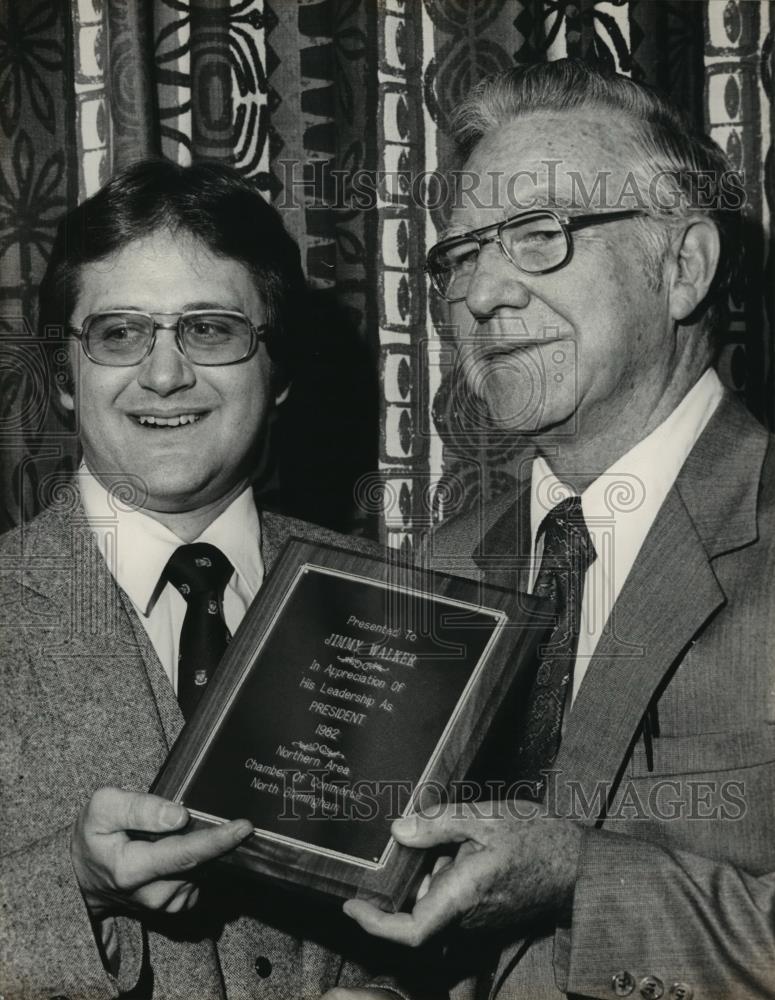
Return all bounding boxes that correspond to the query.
[426,208,649,302]
[69,310,266,367]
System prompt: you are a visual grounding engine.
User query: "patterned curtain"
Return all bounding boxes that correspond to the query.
[1,0,772,549]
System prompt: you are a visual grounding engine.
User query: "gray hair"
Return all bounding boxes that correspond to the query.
[452,59,743,338]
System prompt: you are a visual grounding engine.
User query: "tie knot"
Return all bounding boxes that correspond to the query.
[164,543,234,600]
[538,496,596,570]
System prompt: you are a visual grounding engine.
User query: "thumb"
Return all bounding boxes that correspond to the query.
[391,808,473,848]
[85,787,189,836]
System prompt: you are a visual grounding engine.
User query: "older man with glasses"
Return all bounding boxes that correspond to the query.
[0,161,407,1000]
[338,59,775,1000]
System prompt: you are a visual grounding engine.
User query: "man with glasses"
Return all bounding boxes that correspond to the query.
[340,60,775,1000]
[0,161,401,999]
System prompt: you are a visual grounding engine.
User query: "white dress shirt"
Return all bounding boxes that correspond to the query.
[79,466,264,690]
[528,368,724,702]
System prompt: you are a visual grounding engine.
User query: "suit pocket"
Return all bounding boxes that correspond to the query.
[628,724,775,778]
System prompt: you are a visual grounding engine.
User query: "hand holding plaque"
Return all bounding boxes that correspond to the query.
[153,540,545,911]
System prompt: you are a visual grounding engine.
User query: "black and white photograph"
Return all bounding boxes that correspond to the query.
[1,1,774,998]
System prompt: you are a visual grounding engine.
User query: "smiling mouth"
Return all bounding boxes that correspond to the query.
[134,414,204,428]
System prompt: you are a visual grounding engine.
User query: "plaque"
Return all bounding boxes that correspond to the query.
[152,539,545,911]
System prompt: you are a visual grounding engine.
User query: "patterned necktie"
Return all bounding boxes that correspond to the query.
[513,495,596,801]
[163,542,234,721]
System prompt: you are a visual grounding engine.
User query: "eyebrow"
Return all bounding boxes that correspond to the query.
[183,301,242,311]
[530,196,563,211]
[438,225,469,242]
[436,198,575,243]
[90,301,242,312]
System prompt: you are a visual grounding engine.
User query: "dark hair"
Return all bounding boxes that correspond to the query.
[39,158,305,396]
[452,58,744,341]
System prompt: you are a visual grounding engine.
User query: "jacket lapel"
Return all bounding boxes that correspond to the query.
[555,393,768,817]
[552,488,724,817]
[259,509,297,573]
[473,482,533,594]
[446,393,768,819]
[15,504,173,793]
[19,505,300,760]
[118,587,184,747]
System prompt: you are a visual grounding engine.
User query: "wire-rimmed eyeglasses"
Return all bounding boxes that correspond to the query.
[68,310,267,366]
[426,208,649,302]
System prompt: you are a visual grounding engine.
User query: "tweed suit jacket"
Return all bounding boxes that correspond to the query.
[0,499,392,1000]
[428,391,775,999]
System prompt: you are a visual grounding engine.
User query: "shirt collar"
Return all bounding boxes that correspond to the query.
[530,368,725,571]
[197,488,261,598]
[78,466,261,616]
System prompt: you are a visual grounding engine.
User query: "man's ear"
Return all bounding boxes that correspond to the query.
[667,217,721,323]
[274,384,290,406]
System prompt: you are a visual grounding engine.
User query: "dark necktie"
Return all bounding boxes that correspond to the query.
[512,495,596,800]
[164,542,234,721]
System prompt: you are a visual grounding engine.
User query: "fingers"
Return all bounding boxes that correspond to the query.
[344,889,458,948]
[134,878,200,913]
[417,853,453,901]
[416,872,432,901]
[84,788,190,836]
[122,817,254,883]
[432,853,455,875]
[346,811,507,945]
[83,788,254,875]
[391,805,489,849]
[73,787,254,921]
[345,852,473,946]
[164,882,200,913]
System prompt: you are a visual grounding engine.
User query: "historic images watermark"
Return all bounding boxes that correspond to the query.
[263,770,747,825]
[276,158,746,214]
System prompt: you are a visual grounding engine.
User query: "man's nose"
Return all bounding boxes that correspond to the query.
[136,330,196,395]
[464,243,531,318]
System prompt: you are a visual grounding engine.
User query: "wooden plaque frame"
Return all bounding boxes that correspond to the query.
[152,539,544,911]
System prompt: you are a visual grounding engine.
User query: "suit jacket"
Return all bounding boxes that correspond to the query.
[428,392,775,999]
[0,500,394,1000]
